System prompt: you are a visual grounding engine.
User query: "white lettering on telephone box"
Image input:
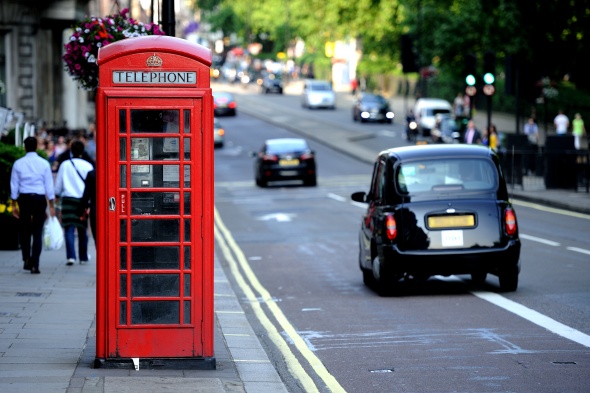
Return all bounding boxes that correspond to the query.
[112,71,197,85]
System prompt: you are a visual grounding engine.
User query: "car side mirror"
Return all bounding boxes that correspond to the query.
[351,191,367,203]
[249,151,258,158]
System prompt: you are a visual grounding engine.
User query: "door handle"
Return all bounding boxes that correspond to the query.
[109,197,116,211]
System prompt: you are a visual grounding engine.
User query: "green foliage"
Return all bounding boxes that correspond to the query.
[197,0,590,118]
[0,141,25,204]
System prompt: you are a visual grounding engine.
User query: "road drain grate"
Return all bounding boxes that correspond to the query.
[552,361,577,365]
[370,368,394,373]
[16,292,43,297]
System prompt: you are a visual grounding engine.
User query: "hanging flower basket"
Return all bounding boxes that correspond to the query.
[63,8,165,91]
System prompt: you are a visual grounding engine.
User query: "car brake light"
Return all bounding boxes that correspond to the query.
[213,103,218,109]
[300,152,314,160]
[229,102,237,109]
[217,128,225,136]
[385,213,397,240]
[262,154,278,162]
[505,208,517,236]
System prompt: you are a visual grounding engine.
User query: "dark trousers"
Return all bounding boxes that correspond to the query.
[17,194,47,269]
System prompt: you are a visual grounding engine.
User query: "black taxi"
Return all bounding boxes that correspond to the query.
[351,144,521,295]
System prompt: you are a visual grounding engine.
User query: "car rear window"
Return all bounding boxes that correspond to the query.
[266,140,308,154]
[425,108,451,116]
[310,83,332,91]
[397,158,498,195]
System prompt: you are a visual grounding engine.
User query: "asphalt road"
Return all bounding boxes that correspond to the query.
[212,89,590,393]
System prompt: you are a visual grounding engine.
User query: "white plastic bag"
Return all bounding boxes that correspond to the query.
[43,216,64,250]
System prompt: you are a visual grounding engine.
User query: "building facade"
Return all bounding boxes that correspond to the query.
[0,0,180,136]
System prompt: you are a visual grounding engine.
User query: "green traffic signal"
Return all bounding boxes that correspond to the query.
[465,74,476,86]
[483,72,495,84]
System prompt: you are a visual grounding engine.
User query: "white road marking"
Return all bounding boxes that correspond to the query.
[438,276,590,348]
[519,233,560,246]
[472,290,590,348]
[327,193,347,202]
[379,130,397,138]
[567,246,590,256]
[257,213,296,222]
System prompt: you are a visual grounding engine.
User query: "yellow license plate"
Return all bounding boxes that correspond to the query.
[428,215,475,228]
[279,159,299,166]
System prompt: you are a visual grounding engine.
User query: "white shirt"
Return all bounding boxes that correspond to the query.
[554,114,569,134]
[54,158,94,198]
[10,152,55,200]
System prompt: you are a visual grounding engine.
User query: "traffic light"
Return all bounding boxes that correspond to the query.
[464,54,477,86]
[483,51,496,85]
[401,34,419,73]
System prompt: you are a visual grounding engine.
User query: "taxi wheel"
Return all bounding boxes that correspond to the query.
[304,176,317,187]
[255,177,267,187]
[362,268,374,287]
[371,255,392,296]
[499,267,518,292]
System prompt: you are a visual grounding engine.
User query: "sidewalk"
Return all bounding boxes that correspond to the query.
[0,242,288,393]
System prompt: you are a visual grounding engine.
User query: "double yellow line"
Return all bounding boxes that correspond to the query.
[214,206,346,393]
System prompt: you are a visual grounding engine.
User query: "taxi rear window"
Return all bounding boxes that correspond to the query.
[397,158,498,194]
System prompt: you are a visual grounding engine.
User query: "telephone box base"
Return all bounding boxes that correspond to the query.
[94,357,216,370]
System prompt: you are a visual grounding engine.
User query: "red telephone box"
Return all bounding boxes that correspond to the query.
[94,36,215,369]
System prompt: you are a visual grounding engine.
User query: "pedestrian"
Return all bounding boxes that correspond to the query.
[44,139,56,168]
[9,136,56,274]
[453,92,465,118]
[463,120,481,144]
[350,78,358,95]
[85,123,96,161]
[572,113,587,150]
[553,109,569,135]
[488,124,499,151]
[77,169,96,243]
[462,94,471,118]
[523,117,539,146]
[54,140,94,266]
[54,134,95,172]
[54,135,68,157]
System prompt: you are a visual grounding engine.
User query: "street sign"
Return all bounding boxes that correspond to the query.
[483,84,495,96]
[465,86,477,96]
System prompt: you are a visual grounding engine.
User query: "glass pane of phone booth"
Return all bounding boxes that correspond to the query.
[118,108,193,326]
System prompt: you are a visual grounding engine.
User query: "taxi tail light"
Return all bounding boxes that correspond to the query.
[504,208,517,236]
[385,213,397,240]
[228,102,237,109]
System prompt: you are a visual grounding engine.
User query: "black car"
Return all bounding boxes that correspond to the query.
[213,92,237,116]
[430,114,461,144]
[252,138,317,187]
[261,72,283,94]
[352,93,394,123]
[351,144,521,295]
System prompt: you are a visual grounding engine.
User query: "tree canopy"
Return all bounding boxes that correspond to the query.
[193,0,590,94]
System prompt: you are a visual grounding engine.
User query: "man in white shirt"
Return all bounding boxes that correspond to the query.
[10,137,56,274]
[55,140,94,266]
[553,110,569,135]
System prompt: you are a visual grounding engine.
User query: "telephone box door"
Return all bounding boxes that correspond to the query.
[106,97,203,358]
